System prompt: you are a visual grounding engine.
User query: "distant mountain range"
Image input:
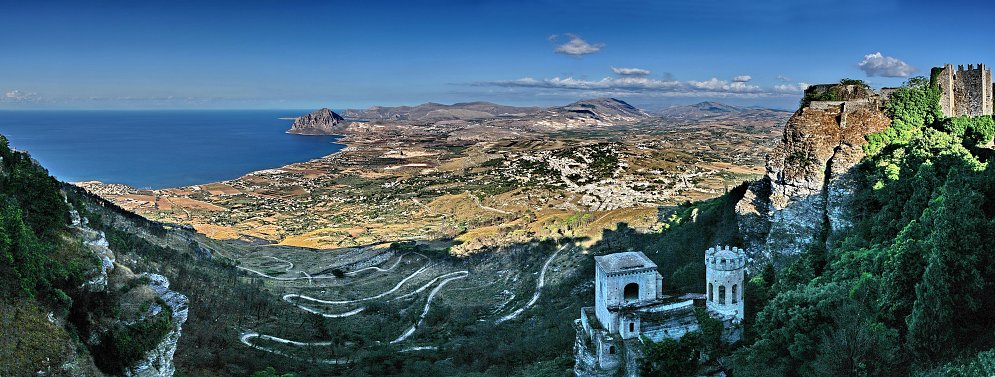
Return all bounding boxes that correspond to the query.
[651,101,791,120]
[341,101,540,122]
[288,99,787,135]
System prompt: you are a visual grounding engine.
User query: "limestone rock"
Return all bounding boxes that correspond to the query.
[288,108,345,135]
[736,96,890,267]
[124,274,189,377]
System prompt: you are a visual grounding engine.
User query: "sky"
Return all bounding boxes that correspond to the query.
[2,0,994,110]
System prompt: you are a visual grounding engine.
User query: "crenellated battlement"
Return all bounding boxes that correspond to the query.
[936,63,993,117]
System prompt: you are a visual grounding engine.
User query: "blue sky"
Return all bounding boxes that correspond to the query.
[2,0,994,110]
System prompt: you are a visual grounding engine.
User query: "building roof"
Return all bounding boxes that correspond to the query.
[595,251,657,274]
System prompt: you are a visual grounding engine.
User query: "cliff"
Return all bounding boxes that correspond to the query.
[287,108,345,135]
[735,85,891,267]
[0,138,187,376]
[73,208,189,377]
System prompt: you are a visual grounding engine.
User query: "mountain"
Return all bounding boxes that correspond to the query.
[287,108,345,135]
[341,101,540,122]
[655,101,743,117]
[547,97,649,121]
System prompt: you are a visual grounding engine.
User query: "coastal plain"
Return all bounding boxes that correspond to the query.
[80,100,789,255]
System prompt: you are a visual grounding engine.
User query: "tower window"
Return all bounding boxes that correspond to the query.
[708,283,713,302]
[623,283,639,302]
[629,322,635,333]
[719,285,726,305]
[732,284,738,304]
[609,346,616,354]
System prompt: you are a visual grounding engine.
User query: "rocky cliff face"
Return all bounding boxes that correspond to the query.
[288,108,345,135]
[736,90,891,267]
[125,274,189,377]
[71,208,188,377]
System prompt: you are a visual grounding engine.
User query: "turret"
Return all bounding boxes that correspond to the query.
[705,245,745,322]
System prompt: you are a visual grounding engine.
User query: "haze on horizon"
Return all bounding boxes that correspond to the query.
[2,0,993,111]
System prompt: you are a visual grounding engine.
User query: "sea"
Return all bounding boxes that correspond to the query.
[0,110,345,189]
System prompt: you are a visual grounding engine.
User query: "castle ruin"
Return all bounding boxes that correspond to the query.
[934,63,993,117]
[574,247,745,376]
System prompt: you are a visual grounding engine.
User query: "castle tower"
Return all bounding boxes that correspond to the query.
[593,251,663,339]
[705,246,745,322]
[935,63,993,117]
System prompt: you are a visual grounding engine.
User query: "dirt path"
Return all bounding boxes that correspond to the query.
[495,245,565,323]
[466,191,512,215]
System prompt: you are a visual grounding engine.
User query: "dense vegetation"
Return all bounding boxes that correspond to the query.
[733,76,995,376]
[0,136,85,302]
[800,78,870,106]
[0,137,181,375]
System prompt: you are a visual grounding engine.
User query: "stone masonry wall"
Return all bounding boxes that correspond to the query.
[937,64,993,117]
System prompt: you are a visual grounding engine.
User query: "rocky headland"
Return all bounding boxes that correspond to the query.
[287,108,345,135]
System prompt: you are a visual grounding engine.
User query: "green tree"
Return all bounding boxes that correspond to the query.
[907,168,988,364]
[641,333,701,377]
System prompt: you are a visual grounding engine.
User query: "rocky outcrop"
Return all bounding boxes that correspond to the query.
[288,108,345,135]
[736,92,891,268]
[573,320,619,377]
[70,206,188,377]
[125,274,189,377]
[72,208,116,292]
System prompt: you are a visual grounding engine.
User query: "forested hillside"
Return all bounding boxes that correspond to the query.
[0,137,187,376]
[732,77,995,376]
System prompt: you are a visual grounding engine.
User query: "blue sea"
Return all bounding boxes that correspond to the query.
[0,110,344,189]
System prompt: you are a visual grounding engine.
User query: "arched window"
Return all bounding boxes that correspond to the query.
[629,322,635,333]
[623,283,639,302]
[732,284,738,304]
[708,283,713,301]
[718,285,726,305]
[609,346,616,355]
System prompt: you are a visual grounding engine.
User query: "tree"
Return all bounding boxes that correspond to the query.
[641,333,700,377]
[907,168,988,365]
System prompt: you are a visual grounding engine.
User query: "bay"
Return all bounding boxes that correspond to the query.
[0,110,344,189]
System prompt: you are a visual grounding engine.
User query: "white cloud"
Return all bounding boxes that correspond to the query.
[688,78,763,93]
[1,90,39,102]
[732,75,752,82]
[774,82,811,93]
[477,76,773,98]
[857,52,916,77]
[612,67,651,76]
[552,34,604,56]
[777,75,792,82]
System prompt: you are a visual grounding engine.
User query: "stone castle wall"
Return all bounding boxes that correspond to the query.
[936,64,993,117]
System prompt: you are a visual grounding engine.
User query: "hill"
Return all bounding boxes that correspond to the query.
[341,101,540,122]
[654,101,792,121]
[0,137,188,376]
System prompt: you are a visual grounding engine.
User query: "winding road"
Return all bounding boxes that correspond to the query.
[391,270,469,344]
[283,264,431,305]
[239,332,349,365]
[495,245,566,323]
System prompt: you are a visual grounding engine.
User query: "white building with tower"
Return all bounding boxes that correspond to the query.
[575,246,746,376]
